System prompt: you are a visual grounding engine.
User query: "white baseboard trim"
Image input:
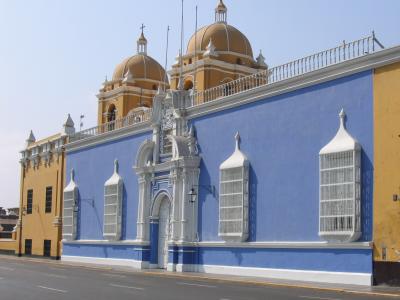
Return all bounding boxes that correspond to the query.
[61,255,148,269]
[174,264,372,286]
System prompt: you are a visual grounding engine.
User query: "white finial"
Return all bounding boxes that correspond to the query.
[114,159,119,174]
[70,168,75,181]
[256,50,267,67]
[235,132,240,151]
[62,114,75,136]
[122,68,133,83]
[339,108,346,128]
[26,130,36,146]
[204,38,218,57]
[156,85,164,95]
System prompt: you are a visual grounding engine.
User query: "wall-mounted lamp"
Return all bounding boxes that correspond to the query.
[188,188,197,203]
[188,185,215,203]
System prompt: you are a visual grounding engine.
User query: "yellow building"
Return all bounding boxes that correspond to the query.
[97,30,169,125]
[13,115,75,258]
[373,61,400,284]
[169,0,267,92]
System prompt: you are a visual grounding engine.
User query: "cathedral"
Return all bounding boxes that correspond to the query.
[9,0,400,286]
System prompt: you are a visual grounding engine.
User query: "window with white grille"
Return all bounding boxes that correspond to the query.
[103,160,123,240]
[219,132,249,242]
[63,170,78,241]
[319,109,361,242]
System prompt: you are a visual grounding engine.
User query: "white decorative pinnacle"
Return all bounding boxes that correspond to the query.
[122,68,134,83]
[62,114,75,136]
[235,131,240,150]
[256,50,267,67]
[26,130,36,147]
[319,108,360,155]
[105,159,122,186]
[64,168,77,192]
[203,38,218,57]
[220,131,248,170]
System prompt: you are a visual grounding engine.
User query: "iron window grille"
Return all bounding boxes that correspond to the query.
[103,160,123,240]
[218,132,249,242]
[63,170,78,241]
[319,109,361,242]
[27,189,33,214]
[43,240,51,257]
[25,239,32,255]
[45,186,52,213]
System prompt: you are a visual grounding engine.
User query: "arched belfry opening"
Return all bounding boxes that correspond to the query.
[107,104,116,122]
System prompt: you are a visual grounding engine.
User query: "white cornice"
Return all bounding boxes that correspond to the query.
[169,240,373,249]
[65,121,152,153]
[168,57,259,76]
[97,85,158,100]
[62,239,150,246]
[186,46,400,120]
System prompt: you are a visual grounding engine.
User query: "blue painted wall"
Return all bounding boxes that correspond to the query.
[169,246,372,273]
[65,131,152,241]
[192,71,373,242]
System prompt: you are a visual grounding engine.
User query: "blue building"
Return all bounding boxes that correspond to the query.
[60,1,400,286]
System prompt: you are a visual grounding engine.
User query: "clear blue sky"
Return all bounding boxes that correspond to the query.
[0,0,399,208]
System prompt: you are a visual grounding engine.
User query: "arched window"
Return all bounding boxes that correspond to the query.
[236,58,242,65]
[107,104,116,131]
[107,105,116,122]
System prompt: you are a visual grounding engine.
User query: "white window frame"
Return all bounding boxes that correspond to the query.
[218,132,249,242]
[318,109,362,242]
[103,160,123,240]
[63,170,78,241]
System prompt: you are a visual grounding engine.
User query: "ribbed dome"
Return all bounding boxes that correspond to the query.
[186,23,253,59]
[112,54,167,83]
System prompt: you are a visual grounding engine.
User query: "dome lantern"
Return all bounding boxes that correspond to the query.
[215,0,227,23]
[137,24,147,55]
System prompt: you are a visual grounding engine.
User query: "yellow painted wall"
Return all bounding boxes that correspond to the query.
[16,148,65,258]
[373,61,400,262]
[0,240,16,252]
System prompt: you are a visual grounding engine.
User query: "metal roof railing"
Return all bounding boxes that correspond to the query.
[190,32,384,106]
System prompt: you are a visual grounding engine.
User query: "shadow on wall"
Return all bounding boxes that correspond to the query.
[361,149,373,241]
[249,165,258,242]
[197,158,214,242]
[121,185,127,239]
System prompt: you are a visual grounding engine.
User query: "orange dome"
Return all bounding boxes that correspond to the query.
[112,54,167,83]
[186,22,253,59]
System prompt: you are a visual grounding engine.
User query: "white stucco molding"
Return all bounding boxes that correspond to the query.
[168,240,373,249]
[186,45,400,120]
[62,239,150,246]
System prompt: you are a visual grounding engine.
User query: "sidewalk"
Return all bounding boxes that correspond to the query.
[3,254,400,298]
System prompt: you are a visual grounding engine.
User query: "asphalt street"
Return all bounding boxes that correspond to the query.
[0,255,396,300]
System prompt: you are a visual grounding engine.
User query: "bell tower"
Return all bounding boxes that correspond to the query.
[97,27,168,125]
[169,0,267,93]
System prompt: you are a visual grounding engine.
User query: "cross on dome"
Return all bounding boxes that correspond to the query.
[215,0,227,23]
[137,24,148,55]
